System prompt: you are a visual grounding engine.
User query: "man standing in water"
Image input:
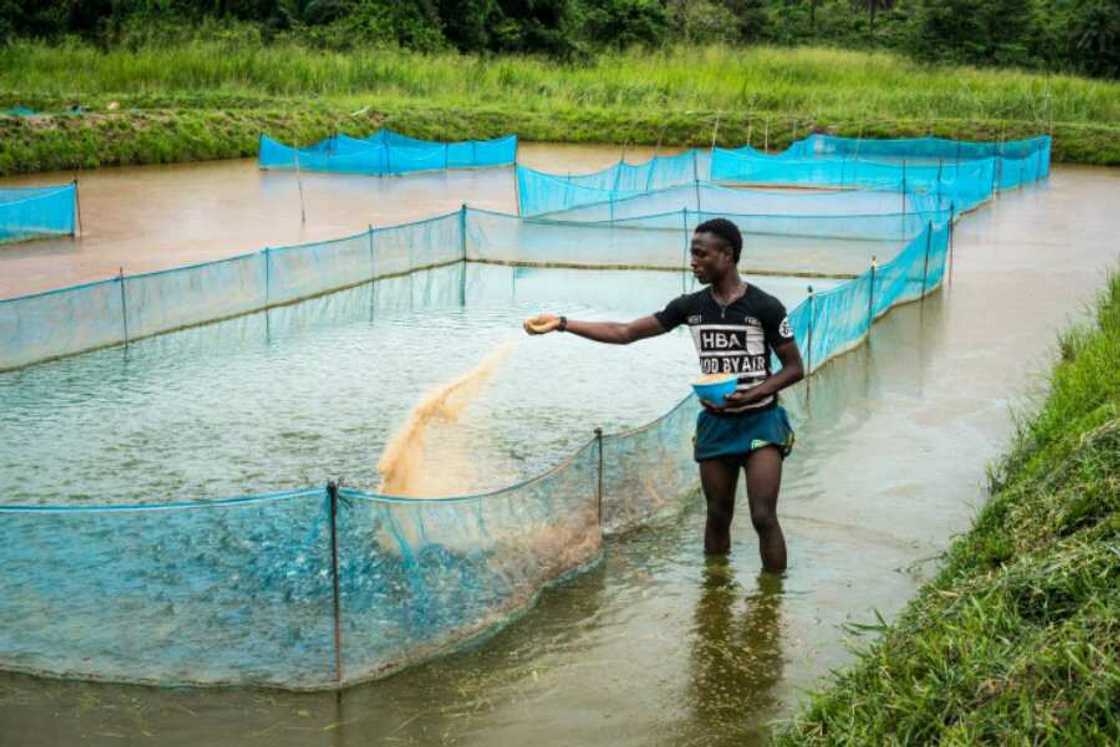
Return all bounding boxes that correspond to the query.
[523,219,803,572]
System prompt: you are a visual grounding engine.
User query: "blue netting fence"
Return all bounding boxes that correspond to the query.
[0,183,77,244]
[518,135,1049,217]
[2,200,957,370]
[259,130,518,175]
[517,169,954,221]
[0,197,950,688]
[788,133,1051,167]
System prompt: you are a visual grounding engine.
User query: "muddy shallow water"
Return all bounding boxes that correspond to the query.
[0,143,671,299]
[0,264,822,504]
[0,155,1117,745]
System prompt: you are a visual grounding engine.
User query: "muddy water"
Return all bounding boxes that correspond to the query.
[0,266,820,505]
[0,161,1117,746]
[0,143,659,298]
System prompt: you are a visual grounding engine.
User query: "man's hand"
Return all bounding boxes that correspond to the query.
[701,387,757,413]
[523,313,562,335]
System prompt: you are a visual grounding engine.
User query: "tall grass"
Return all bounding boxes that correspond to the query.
[778,274,1120,744]
[2,42,1118,125]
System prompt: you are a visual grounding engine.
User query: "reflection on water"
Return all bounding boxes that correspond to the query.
[683,560,785,747]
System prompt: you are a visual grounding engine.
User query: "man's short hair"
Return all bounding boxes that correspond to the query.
[694,218,743,263]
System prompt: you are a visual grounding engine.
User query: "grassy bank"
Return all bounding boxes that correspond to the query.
[778,274,1120,744]
[1,43,1119,175]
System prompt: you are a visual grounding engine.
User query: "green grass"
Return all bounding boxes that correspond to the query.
[2,42,1120,174]
[777,274,1120,745]
[4,43,1118,123]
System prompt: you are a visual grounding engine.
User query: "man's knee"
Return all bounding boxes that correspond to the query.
[749,506,779,535]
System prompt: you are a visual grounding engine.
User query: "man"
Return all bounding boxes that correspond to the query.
[523,218,803,572]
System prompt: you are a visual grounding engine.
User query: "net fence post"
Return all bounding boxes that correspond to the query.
[948,203,955,287]
[991,141,1001,198]
[901,159,907,213]
[117,267,129,350]
[936,158,943,205]
[764,118,769,152]
[681,208,689,294]
[805,285,814,401]
[73,178,82,237]
[327,481,344,686]
[263,247,272,341]
[513,164,522,216]
[921,221,933,299]
[900,160,908,242]
[459,205,468,306]
[368,225,376,322]
[691,144,701,211]
[594,427,604,532]
[866,257,877,339]
[294,146,307,224]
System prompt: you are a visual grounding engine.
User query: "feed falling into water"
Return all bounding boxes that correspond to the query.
[377,342,514,497]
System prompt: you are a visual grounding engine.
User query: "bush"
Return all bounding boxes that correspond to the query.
[1067,0,1120,78]
[666,0,741,45]
[581,0,667,49]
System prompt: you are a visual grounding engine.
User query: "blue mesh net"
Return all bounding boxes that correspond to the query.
[519,135,1048,217]
[337,439,601,682]
[0,184,77,244]
[0,489,336,689]
[0,214,952,689]
[259,131,517,175]
[0,202,955,369]
[790,133,1050,167]
[0,134,1013,689]
[711,135,1049,209]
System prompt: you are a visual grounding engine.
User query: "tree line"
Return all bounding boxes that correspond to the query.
[2,0,1117,78]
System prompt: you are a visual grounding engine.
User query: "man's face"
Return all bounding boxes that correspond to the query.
[690,231,735,285]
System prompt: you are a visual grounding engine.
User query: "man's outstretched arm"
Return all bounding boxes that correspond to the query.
[524,313,666,345]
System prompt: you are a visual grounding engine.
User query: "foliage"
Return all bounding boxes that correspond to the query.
[909,0,1041,68]
[1066,0,1120,78]
[0,1,1116,78]
[581,0,667,49]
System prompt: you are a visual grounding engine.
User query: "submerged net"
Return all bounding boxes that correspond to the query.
[0,184,77,244]
[259,130,518,175]
[0,134,1023,690]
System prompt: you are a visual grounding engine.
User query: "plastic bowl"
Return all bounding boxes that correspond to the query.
[691,374,738,407]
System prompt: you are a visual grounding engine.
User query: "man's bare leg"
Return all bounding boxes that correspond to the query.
[745,446,787,572]
[699,458,739,555]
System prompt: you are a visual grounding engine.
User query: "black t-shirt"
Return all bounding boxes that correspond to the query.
[654,284,795,413]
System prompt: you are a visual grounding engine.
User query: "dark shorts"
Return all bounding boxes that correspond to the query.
[694,405,795,463]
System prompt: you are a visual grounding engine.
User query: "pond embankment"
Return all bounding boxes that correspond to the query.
[779,271,1120,744]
